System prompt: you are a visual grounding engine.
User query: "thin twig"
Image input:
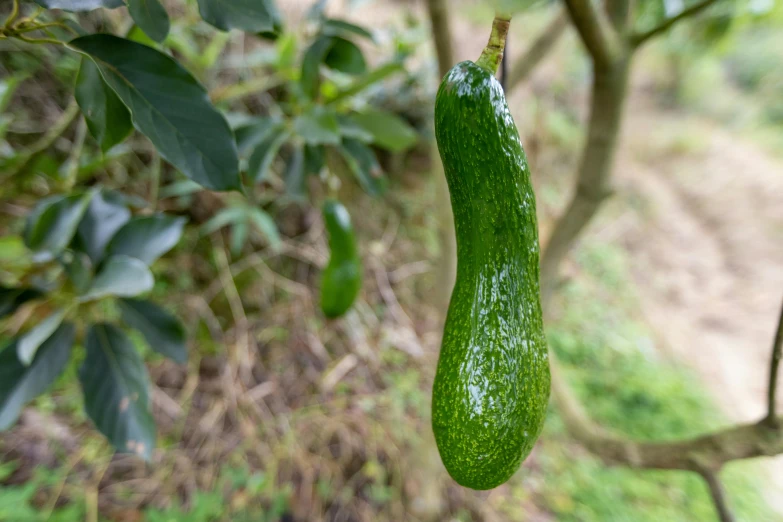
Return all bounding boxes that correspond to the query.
[765,295,783,427]
[4,0,20,29]
[696,466,737,522]
[631,0,720,47]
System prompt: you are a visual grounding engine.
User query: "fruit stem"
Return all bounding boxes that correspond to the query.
[476,15,512,75]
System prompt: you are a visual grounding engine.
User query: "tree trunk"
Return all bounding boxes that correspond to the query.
[426,0,458,313]
[539,57,631,305]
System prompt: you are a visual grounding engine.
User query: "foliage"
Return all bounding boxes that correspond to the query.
[0,0,420,462]
[0,187,186,459]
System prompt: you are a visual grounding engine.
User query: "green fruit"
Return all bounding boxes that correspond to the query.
[431,60,550,490]
[320,199,362,318]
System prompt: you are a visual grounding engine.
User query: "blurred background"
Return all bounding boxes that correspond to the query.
[1,0,782,520]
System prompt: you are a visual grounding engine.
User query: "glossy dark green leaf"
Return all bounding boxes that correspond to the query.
[126,0,170,43]
[284,144,306,197]
[34,0,124,10]
[80,323,155,460]
[247,130,291,183]
[340,138,386,196]
[304,144,325,176]
[294,108,340,145]
[24,192,93,260]
[324,37,366,75]
[234,117,284,157]
[0,287,43,319]
[17,309,66,366]
[126,24,161,49]
[69,35,240,191]
[76,190,131,263]
[322,19,375,42]
[196,0,280,33]
[80,256,154,301]
[247,208,281,251]
[0,324,74,431]
[350,109,418,152]
[118,299,187,363]
[300,35,335,99]
[106,214,186,266]
[75,58,133,152]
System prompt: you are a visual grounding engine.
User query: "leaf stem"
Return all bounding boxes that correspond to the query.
[476,15,511,75]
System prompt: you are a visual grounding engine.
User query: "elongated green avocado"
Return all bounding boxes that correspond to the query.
[432,60,550,490]
[320,199,362,318]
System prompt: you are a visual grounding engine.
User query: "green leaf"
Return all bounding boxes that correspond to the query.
[300,35,336,99]
[126,0,170,43]
[247,129,291,183]
[0,324,74,431]
[234,117,284,157]
[159,180,202,199]
[80,323,155,460]
[322,19,375,42]
[337,114,374,142]
[304,144,325,176]
[230,220,248,257]
[75,58,133,153]
[69,35,240,191]
[324,37,367,75]
[62,251,93,293]
[17,309,67,366]
[284,144,306,197]
[117,299,187,363]
[201,207,247,234]
[0,74,26,114]
[76,190,131,264]
[247,208,281,251]
[327,61,403,105]
[293,108,340,145]
[24,192,94,260]
[350,109,418,152]
[339,138,386,196]
[106,215,186,266]
[80,256,154,301]
[34,0,124,10]
[0,287,43,319]
[196,0,281,33]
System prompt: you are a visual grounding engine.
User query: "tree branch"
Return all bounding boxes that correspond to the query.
[508,9,569,90]
[765,296,783,428]
[551,355,783,471]
[631,0,720,48]
[696,466,737,522]
[561,0,623,67]
[426,0,455,78]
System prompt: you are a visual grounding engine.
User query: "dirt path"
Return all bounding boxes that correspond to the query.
[615,92,783,513]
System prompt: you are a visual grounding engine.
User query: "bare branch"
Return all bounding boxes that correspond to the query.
[425,0,454,78]
[631,0,720,47]
[508,9,569,90]
[696,467,737,522]
[765,296,783,427]
[551,356,783,471]
[562,0,623,67]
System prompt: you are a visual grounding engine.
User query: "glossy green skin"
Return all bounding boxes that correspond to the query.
[320,200,362,318]
[432,61,551,490]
